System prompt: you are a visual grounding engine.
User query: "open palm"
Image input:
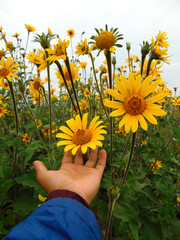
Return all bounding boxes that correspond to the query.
[33,147,107,204]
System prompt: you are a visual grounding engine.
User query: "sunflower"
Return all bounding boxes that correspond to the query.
[55,62,80,85]
[0,50,5,59]
[0,79,9,90]
[56,113,106,155]
[83,88,90,98]
[46,38,70,63]
[25,24,36,32]
[89,25,123,54]
[67,29,75,38]
[28,75,42,95]
[6,42,15,51]
[27,49,46,69]
[22,133,30,143]
[0,57,19,82]
[79,62,87,68]
[48,28,53,36]
[104,73,167,133]
[156,31,169,49]
[0,106,7,118]
[151,159,162,174]
[42,128,49,136]
[75,38,89,56]
[177,197,180,206]
[79,99,88,110]
[12,32,20,38]
[171,97,180,106]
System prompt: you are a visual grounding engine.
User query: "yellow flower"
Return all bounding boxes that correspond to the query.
[0,79,9,90]
[46,38,70,63]
[5,42,15,51]
[171,97,180,106]
[25,24,36,32]
[31,93,42,103]
[177,196,180,206]
[0,50,6,58]
[151,159,162,174]
[12,32,20,38]
[67,29,75,38]
[79,99,88,110]
[56,113,107,155]
[22,133,30,143]
[42,128,49,136]
[0,26,3,32]
[104,73,167,133]
[56,62,80,85]
[0,106,7,118]
[35,119,42,128]
[75,38,89,56]
[52,126,58,133]
[100,64,108,73]
[90,25,123,53]
[0,57,19,82]
[156,31,169,49]
[83,88,90,98]
[27,49,46,70]
[38,194,47,202]
[141,140,147,146]
[48,28,53,36]
[28,75,42,95]
[79,62,87,68]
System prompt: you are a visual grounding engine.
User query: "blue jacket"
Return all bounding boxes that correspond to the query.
[3,197,102,240]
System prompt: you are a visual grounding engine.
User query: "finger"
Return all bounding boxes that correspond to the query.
[74,148,83,165]
[85,146,98,168]
[95,149,107,175]
[61,150,73,165]
[33,160,48,181]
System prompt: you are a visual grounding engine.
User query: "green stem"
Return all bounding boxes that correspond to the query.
[106,50,113,179]
[8,81,19,135]
[45,52,53,146]
[122,132,136,187]
[65,56,82,118]
[1,118,13,139]
[55,60,77,112]
[89,52,108,118]
[21,93,48,151]
[140,54,146,76]
[146,56,153,77]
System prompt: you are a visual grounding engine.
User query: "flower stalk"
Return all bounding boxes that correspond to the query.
[89,52,108,118]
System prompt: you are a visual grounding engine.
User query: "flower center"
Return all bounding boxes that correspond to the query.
[72,129,92,145]
[0,68,9,78]
[55,47,64,56]
[0,108,2,113]
[34,81,40,90]
[96,31,116,50]
[124,95,146,115]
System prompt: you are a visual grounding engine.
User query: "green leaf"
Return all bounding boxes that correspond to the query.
[113,202,139,222]
[129,221,139,240]
[25,141,41,164]
[15,170,41,192]
[0,179,14,204]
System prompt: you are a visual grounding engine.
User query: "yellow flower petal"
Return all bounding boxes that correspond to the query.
[59,126,74,136]
[57,140,73,147]
[81,145,88,154]
[72,145,80,155]
[82,113,88,129]
[56,133,72,140]
[142,110,158,125]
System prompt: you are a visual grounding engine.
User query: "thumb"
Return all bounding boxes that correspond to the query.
[33,160,47,179]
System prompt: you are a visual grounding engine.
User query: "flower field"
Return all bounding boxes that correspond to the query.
[0,24,180,239]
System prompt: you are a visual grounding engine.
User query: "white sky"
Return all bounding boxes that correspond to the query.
[1,0,180,96]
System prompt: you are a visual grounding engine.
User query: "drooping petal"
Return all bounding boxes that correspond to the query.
[137,114,148,131]
[142,110,158,125]
[81,145,88,154]
[64,144,77,152]
[119,114,131,129]
[72,145,80,155]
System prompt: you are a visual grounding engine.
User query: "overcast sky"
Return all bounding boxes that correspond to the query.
[1,0,180,96]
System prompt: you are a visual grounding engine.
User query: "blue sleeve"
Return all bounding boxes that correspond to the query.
[3,198,102,240]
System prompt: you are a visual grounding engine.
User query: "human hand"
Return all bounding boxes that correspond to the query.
[33,147,107,204]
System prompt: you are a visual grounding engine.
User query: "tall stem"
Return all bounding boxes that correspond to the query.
[45,52,53,146]
[122,132,136,187]
[89,52,108,118]
[8,81,19,135]
[106,50,113,179]
[146,56,153,77]
[55,60,77,112]
[65,57,82,118]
